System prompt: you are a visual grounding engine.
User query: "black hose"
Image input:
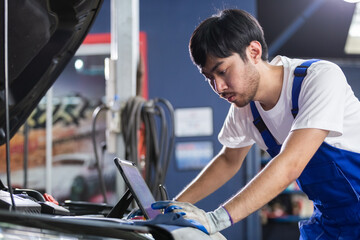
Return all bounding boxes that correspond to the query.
[91,104,108,203]
[153,104,167,193]
[154,98,175,185]
[120,97,175,199]
[121,96,146,166]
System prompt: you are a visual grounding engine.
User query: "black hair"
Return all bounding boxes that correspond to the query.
[189,9,268,68]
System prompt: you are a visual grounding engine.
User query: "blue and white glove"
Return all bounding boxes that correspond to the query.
[151,201,233,235]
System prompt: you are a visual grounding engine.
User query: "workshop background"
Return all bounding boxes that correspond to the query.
[1,0,360,240]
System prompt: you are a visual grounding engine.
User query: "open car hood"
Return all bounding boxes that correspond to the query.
[0,0,103,145]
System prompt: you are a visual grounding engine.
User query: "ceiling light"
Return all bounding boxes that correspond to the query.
[74,59,84,70]
[345,3,360,53]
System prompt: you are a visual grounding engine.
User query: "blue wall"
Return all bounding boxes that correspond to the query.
[139,2,256,239]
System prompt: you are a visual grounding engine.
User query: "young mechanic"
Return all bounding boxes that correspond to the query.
[152,9,360,239]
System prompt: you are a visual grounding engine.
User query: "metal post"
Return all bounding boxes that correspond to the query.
[106,0,139,198]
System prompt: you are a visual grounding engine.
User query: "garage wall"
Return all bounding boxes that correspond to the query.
[139,2,257,239]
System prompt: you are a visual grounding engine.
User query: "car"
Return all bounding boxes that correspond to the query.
[1,153,116,203]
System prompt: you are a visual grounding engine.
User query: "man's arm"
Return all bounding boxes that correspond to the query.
[223,128,329,223]
[175,145,252,204]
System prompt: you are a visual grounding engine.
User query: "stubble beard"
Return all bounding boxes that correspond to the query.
[233,65,260,108]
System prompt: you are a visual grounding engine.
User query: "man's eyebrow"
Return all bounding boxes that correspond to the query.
[211,61,224,73]
[201,61,224,75]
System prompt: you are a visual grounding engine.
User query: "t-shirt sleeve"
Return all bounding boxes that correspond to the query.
[218,105,255,148]
[291,61,346,137]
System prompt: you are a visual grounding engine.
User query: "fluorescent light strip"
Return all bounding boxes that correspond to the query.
[345,3,360,54]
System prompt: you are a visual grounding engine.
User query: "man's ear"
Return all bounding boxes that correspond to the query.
[247,41,262,64]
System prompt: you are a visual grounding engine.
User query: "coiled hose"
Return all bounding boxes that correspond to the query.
[121,96,175,200]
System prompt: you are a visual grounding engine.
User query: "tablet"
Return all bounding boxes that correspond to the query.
[114,158,161,219]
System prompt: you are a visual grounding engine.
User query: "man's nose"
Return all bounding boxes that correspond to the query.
[214,78,227,93]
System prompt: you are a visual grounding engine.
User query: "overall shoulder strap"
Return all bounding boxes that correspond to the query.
[250,59,320,157]
[250,101,281,157]
[291,59,320,118]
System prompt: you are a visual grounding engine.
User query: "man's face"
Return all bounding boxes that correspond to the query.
[200,53,260,108]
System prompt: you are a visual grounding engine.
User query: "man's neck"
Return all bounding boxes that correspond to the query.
[256,62,284,111]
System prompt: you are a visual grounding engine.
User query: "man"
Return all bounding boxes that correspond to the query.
[152,9,360,239]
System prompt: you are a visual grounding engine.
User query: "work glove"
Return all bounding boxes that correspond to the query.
[151,201,232,235]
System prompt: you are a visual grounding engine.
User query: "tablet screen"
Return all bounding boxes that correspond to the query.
[114,158,161,219]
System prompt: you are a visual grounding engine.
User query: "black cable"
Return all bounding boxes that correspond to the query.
[91,104,108,203]
[150,98,175,197]
[141,100,160,194]
[152,104,166,194]
[121,96,146,166]
[120,97,175,199]
[141,104,154,187]
[4,0,16,211]
[154,98,175,185]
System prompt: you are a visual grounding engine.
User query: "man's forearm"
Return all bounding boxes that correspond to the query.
[176,146,251,203]
[222,153,297,223]
[222,129,328,223]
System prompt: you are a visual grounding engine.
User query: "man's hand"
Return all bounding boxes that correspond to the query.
[152,201,232,234]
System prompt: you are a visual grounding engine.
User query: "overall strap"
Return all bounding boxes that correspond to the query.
[291,59,320,117]
[250,101,281,157]
[250,59,320,157]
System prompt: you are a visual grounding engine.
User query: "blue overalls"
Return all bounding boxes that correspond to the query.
[250,60,360,239]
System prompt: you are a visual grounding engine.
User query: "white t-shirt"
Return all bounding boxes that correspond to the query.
[218,56,360,153]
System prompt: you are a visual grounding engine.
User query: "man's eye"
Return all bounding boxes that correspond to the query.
[218,69,226,75]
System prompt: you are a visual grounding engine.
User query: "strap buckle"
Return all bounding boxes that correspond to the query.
[294,65,308,77]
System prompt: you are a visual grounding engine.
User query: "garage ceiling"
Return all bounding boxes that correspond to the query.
[257,0,359,60]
